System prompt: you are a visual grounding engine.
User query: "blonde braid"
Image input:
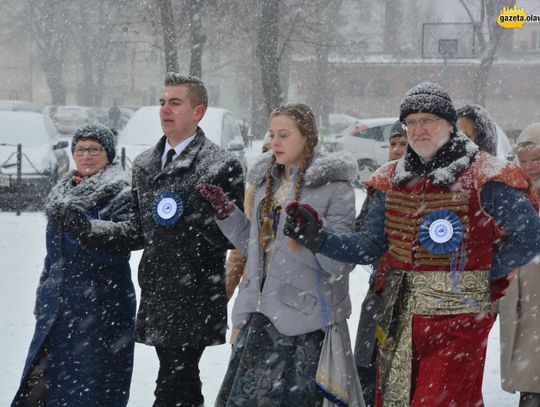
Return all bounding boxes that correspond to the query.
[258,155,277,248]
[289,136,317,251]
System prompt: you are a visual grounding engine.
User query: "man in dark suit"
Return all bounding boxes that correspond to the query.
[60,73,245,407]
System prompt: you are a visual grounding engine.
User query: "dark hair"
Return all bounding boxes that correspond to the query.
[259,103,318,248]
[164,72,208,109]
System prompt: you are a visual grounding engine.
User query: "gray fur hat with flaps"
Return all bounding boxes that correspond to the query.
[71,123,116,162]
[399,82,457,126]
[456,104,497,155]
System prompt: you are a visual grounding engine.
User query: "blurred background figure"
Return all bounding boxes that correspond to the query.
[457,104,497,155]
[388,120,408,160]
[499,122,540,407]
[354,119,407,407]
[108,101,121,130]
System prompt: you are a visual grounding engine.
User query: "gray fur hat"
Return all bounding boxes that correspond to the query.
[399,82,457,126]
[71,123,116,162]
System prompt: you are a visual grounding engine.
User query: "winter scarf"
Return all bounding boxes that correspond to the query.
[46,162,131,220]
[394,131,479,188]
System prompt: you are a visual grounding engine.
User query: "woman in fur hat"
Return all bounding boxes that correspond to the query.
[12,124,136,407]
[285,83,540,407]
[198,103,362,406]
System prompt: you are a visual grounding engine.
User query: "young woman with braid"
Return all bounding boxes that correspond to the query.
[197,103,358,406]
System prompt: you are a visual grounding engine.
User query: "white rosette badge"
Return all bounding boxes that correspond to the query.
[152,191,184,227]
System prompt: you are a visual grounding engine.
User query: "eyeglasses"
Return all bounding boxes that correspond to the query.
[402,116,442,130]
[74,146,105,156]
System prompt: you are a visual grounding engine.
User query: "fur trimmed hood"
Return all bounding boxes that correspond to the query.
[247,150,358,187]
[46,162,131,219]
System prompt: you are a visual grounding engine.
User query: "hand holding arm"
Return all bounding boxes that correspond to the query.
[58,204,91,237]
[283,202,326,253]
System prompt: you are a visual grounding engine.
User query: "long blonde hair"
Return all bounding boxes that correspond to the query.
[258,103,319,249]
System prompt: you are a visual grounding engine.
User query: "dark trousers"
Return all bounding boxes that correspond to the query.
[153,344,205,407]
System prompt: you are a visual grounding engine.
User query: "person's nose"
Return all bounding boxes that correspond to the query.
[161,104,171,115]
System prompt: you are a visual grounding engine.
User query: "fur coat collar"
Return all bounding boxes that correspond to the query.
[46,162,130,219]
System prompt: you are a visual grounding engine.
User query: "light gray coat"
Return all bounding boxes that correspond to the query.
[217,151,357,336]
[499,254,540,393]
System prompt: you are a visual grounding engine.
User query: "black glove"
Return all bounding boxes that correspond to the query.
[61,205,91,237]
[283,205,326,253]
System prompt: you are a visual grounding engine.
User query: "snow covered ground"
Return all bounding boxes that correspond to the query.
[0,141,518,406]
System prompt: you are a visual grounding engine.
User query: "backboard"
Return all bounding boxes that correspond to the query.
[422,23,477,59]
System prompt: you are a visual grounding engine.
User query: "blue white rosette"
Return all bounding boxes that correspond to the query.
[418,209,464,255]
[152,191,184,227]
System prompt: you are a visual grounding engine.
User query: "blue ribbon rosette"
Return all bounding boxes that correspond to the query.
[152,191,184,227]
[418,209,463,255]
[419,209,480,309]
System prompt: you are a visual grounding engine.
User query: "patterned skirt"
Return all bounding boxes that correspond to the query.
[215,312,325,407]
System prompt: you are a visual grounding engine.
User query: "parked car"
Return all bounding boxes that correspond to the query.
[332,117,513,185]
[0,99,43,113]
[328,113,360,134]
[117,106,248,175]
[53,105,93,136]
[42,105,59,118]
[0,111,69,211]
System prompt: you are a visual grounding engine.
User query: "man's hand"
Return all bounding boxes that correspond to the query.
[60,205,91,237]
[196,183,235,220]
[283,202,326,253]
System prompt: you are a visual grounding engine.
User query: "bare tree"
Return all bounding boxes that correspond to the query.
[159,0,179,72]
[459,0,507,106]
[16,0,71,104]
[305,1,344,128]
[188,0,207,78]
[71,0,133,106]
[257,0,283,120]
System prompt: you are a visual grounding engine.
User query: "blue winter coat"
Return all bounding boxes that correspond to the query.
[12,163,136,407]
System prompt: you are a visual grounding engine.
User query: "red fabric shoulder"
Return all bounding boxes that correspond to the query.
[472,151,539,211]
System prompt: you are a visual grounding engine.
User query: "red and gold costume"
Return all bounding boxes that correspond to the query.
[366,151,536,407]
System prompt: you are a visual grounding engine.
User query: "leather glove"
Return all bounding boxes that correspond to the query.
[196,183,235,220]
[60,204,91,237]
[283,201,326,253]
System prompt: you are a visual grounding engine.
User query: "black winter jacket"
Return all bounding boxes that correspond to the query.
[87,128,245,346]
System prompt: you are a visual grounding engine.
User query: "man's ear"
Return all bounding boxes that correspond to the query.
[195,105,206,122]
